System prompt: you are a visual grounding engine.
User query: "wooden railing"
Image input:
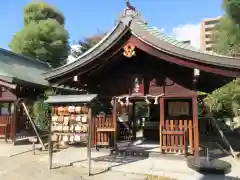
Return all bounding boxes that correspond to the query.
[94,114,115,148]
[0,116,11,141]
[160,119,193,155]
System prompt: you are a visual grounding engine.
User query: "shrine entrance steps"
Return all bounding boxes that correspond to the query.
[108,140,187,159]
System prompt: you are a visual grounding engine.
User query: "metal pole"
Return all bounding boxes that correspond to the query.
[206,148,209,162]
[88,107,92,176]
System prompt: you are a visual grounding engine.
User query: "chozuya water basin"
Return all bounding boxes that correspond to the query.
[187,155,232,174]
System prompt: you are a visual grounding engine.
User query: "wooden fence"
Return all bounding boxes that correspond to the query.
[0,116,11,141]
[160,119,193,155]
[93,115,194,155]
[94,115,115,148]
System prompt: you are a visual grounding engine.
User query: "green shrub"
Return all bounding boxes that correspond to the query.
[32,98,51,131]
[32,89,54,131]
[204,79,240,119]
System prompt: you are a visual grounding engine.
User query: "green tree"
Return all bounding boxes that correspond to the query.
[24,2,64,25]
[206,0,240,122]
[223,0,240,25]
[212,0,240,56]
[9,1,69,67]
[78,33,106,53]
[204,79,240,118]
[212,16,240,56]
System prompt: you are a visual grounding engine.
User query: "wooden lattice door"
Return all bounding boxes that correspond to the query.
[160,119,194,155]
[94,114,115,148]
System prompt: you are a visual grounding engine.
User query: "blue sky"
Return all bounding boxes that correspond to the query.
[1,0,223,49]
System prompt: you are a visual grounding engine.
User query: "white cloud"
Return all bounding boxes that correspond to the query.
[172,23,201,48]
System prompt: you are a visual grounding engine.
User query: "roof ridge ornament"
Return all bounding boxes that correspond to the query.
[125,0,136,11]
[119,0,147,25]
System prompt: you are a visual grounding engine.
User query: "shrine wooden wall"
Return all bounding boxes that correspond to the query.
[0,86,16,102]
[0,86,16,140]
[85,48,196,99]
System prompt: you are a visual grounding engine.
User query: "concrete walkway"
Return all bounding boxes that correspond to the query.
[39,147,240,180]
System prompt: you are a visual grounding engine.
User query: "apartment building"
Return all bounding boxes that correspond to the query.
[200,17,220,52]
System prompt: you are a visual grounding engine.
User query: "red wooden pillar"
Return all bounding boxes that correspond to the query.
[91,115,95,147]
[192,96,199,156]
[113,99,117,149]
[159,97,165,153]
[10,100,18,141]
[140,78,144,95]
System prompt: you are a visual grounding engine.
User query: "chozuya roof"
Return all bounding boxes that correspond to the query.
[44,0,240,80]
[45,94,97,104]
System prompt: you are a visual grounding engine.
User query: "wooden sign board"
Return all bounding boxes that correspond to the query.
[168,102,189,116]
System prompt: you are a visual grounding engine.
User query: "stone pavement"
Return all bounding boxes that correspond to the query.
[39,147,240,180]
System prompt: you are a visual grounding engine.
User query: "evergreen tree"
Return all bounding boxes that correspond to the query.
[212,0,240,56]
[9,1,69,67]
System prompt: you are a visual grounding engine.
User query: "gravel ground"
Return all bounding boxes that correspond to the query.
[0,151,145,180]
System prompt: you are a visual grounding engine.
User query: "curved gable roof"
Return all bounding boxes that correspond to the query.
[44,22,129,79]
[44,2,240,80]
[129,20,240,69]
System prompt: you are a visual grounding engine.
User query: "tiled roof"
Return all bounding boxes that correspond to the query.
[135,21,234,58]
[0,48,82,91]
[0,48,50,86]
[137,21,199,51]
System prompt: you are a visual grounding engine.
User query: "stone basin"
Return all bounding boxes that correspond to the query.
[187,156,231,174]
